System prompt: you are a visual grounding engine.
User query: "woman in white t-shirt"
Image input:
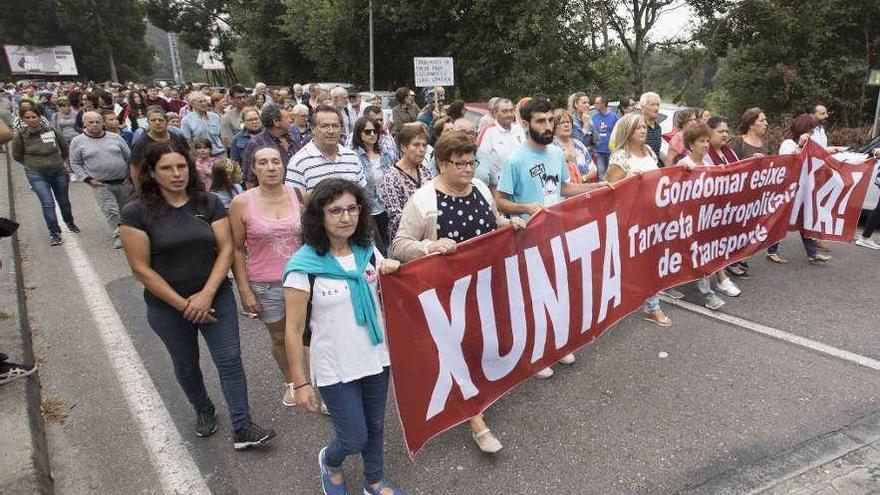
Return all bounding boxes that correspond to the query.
[678,124,742,310]
[282,178,407,495]
[766,114,828,264]
[606,113,672,327]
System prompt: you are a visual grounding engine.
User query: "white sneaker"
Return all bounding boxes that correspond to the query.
[559,353,576,365]
[855,237,880,250]
[704,294,725,310]
[534,367,554,379]
[715,278,741,297]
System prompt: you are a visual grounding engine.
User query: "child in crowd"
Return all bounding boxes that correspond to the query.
[193,138,217,190]
[210,158,244,209]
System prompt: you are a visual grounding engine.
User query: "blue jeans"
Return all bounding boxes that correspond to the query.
[644,294,661,311]
[319,368,389,484]
[767,234,818,258]
[25,169,74,236]
[595,152,610,179]
[146,283,251,430]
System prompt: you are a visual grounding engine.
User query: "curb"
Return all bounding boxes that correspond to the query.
[677,409,880,494]
[1,146,54,494]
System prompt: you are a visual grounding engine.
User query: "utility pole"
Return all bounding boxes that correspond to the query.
[369,0,375,91]
[167,32,184,85]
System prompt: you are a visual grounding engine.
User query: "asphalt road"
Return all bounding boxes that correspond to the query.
[9,151,880,495]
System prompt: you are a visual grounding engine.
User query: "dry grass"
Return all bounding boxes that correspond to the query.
[41,395,74,425]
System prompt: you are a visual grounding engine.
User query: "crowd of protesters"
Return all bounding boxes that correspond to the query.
[1,77,880,495]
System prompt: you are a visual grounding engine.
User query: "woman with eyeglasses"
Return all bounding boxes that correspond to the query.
[390,131,524,454]
[378,123,434,239]
[229,107,262,167]
[352,116,395,250]
[553,108,603,186]
[283,178,406,495]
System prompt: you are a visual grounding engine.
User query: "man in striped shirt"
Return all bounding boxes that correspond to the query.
[286,104,366,192]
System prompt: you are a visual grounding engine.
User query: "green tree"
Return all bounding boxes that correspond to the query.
[698,0,880,126]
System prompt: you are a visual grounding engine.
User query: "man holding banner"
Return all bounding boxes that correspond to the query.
[496,96,608,377]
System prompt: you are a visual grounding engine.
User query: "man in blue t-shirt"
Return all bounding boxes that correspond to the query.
[591,95,618,179]
[496,96,601,376]
[497,96,597,221]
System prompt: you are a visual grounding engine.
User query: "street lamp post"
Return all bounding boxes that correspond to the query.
[369,0,375,91]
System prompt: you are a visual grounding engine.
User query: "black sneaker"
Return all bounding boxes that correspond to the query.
[194,408,217,437]
[233,421,276,450]
[65,222,81,233]
[0,360,37,385]
[50,234,63,246]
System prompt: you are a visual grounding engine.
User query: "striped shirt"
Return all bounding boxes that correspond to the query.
[286,141,366,191]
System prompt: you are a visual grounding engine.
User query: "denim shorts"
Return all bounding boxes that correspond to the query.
[250,282,285,324]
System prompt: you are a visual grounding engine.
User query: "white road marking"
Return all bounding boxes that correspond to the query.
[662,296,880,372]
[58,222,211,494]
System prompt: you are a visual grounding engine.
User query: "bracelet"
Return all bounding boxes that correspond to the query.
[293,381,311,390]
[182,300,191,311]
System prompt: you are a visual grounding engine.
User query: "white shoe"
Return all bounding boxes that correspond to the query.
[715,278,741,297]
[472,429,503,453]
[559,353,576,365]
[855,237,880,250]
[704,294,725,310]
[534,367,554,379]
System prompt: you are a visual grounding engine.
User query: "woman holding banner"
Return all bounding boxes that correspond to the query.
[388,131,525,454]
[283,178,406,495]
[728,107,770,160]
[605,113,672,326]
[706,117,754,279]
[678,124,742,309]
[390,131,524,454]
[766,114,830,264]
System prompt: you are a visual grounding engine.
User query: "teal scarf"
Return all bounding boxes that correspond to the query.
[283,242,383,345]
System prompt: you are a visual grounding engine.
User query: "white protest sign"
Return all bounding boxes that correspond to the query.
[414,57,454,87]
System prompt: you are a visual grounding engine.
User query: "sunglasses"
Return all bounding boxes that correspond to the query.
[362,129,377,135]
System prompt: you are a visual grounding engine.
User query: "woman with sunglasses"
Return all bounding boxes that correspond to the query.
[352,116,395,250]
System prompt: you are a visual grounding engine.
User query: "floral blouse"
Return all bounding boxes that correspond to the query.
[378,161,435,239]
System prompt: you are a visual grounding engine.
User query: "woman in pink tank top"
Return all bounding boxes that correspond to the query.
[229,146,303,406]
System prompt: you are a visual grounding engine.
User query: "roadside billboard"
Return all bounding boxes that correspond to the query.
[3,45,79,76]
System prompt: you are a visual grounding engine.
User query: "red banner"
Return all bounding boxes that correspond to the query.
[380,142,874,454]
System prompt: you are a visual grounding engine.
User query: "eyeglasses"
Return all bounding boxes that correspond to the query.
[317,123,341,131]
[362,129,377,135]
[447,159,477,170]
[325,204,361,218]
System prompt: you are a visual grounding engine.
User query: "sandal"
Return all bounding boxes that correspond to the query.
[766,253,788,264]
[363,480,406,495]
[643,309,672,327]
[472,428,503,453]
[725,264,746,277]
